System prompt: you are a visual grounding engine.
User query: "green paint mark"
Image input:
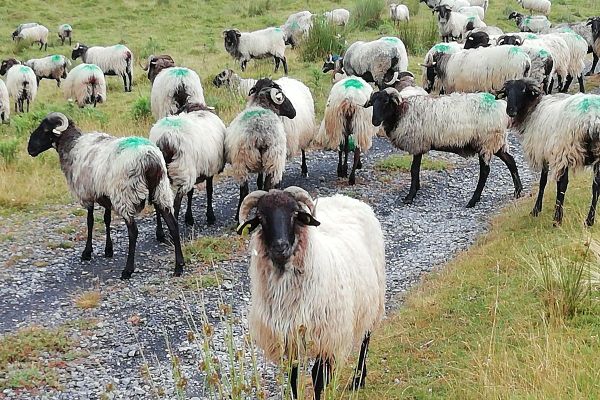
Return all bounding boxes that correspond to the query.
[524,16,532,25]
[51,55,62,62]
[82,64,101,72]
[538,49,550,58]
[241,108,269,121]
[575,96,600,113]
[290,21,300,30]
[480,93,497,110]
[118,136,152,151]
[19,66,30,73]
[159,117,183,128]
[342,78,364,90]
[381,37,400,44]
[274,27,282,32]
[339,134,356,152]
[509,46,523,55]
[526,33,538,39]
[467,16,475,22]
[61,24,72,30]
[169,67,189,77]
[433,43,451,53]
[114,44,126,49]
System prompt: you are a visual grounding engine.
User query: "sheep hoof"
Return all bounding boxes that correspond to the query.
[81,249,92,261]
[185,215,195,226]
[530,208,540,217]
[585,71,594,77]
[402,196,414,205]
[349,176,356,185]
[585,217,595,227]
[514,188,523,199]
[352,376,366,390]
[120,270,133,280]
[156,233,167,244]
[206,214,216,225]
[173,267,184,277]
[552,220,562,228]
[466,200,478,208]
[104,247,113,258]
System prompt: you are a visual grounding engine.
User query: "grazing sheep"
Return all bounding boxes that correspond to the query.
[71,43,133,92]
[149,103,226,238]
[212,68,258,96]
[236,186,385,400]
[317,77,378,185]
[586,17,600,75]
[281,10,313,47]
[27,112,185,279]
[151,67,205,120]
[223,27,288,74]
[14,24,49,51]
[389,4,410,25]
[12,23,39,40]
[365,88,522,206]
[63,63,107,107]
[517,0,551,15]
[225,84,296,220]
[0,59,37,113]
[435,4,486,42]
[497,79,600,225]
[458,5,485,21]
[58,24,73,45]
[422,45,531,93]
[321,54,347,83]
[140,54,175,83]
[509,12,551,33]
[324,8,350,26]
[0,79,9,123]
[24,55,70,87]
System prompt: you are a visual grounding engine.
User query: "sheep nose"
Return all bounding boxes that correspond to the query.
[273,240,289,254]
[507,108,517,117]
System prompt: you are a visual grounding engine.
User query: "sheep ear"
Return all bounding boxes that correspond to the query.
[363,99,372,108]
[236,217,260,235]
[296,212,320,227]
[494,90,506,100]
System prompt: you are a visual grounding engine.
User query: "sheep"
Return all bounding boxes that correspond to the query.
[509,12,551,33]
[0,59,37,113]
[324,8,350,26]
[212,68,258,96]
[236,186,385,400]
[554,20,598,76]
[321,54,347,84]
[27,112,185,279]
[497,78,600,226]
[458,5,485,21]
[71,43,133,92]
[342,37,409,89]
[58,24,73,45]
[365,88,522,207]
[24,55,70,87]
[422,45,531,94]
[470,26,504,36]
[225,83,296,221]
[317,77,378,185]
[468,0,489,10]
[149,103,226,238]
[546,30,587,93]
[12,23,39,40]
[63,63,107,108]
[281,10,313,48]
[588,17,600,75]
[0,79,9,124]
[389,4,410,26]
[434,4,486,42]
[463,31,491,49]
[382,71,429,97]
[223,27,288,74]
[517,0,551,16]
[140,54,175,83]
[420,0,469,11]
[14,24,49,51]
[421,41,463,91]
[150,67,205,120]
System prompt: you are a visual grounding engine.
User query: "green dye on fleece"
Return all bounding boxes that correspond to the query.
[538,49,550,58]
[480,93,497,110]
[118,137,153,151]
[51,55,62,63]
[575,97,600,114]
[509,46,523,55]
[169,67,189,77]
[82,64,101,72]
[19,66,30,73]
[159,117,184,128]
[381,37,400,44]
[241,109,269,121]
[433,43,451,53]
[61,24,72,30]
[342,78,364,90]
[339,134,356,152]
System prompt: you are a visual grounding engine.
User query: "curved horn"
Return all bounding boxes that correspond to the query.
[270,88,285,105]
[497,34,506,44]
[47,112,69,135]
[284,186,315,213]
[384,71,400,86]
[73,42,80,50]
[239,190,268,224]
[515,36,524,46]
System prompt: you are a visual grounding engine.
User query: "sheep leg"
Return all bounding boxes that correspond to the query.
[69,37,72,46]
[553,168,569,226]
[349,147,361,185]
[236,181,249,222]
[183,188,195,226]
[263,174,275,191]
[121,218,138,280]
[311,357,332,400]
[548,77,554,94]
[56,78,61,88]
[241,60,247,72]
[586,54,599,76]
[282,57,288,75]
[494,149,522,199]
[206,177,216,225]
[577,74,585,93]
[274,56,280,73]
[466,156,490,208]
[157,205,185,276]
[531,164,548,217]
[257,173,264,190]
[122,74,128,92]
[81,206,94,261]
[103,206,113,258]
[290,362,299,399]
[403,154,422,205]
[337,150,344,177]
[586,164,600,226]
[155,208,167,243]
[26,99,29,113]
[341,136,350,178]
[301,149,308,177]
[561,75,574,93]
[352,332,371,390]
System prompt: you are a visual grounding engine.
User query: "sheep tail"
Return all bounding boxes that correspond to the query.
[144,152,173,211]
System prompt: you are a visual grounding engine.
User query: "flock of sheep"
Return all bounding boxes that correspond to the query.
[3,1,600,399]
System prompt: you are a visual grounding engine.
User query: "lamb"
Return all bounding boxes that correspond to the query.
[149,103,226,238]
[27,112,185,279]
[517,0,551,16]
[458,5,485,21]
[63,63,107,107]
[389,4,410,26]
[317,77,378,185]
[422,45,531,93]
[236,186,385,400]
[0,59,37,113]
[24,55,70,87]
[140,55,175,83]
[342,37,409,89]
[435,4,486,42]
[212,68,257,96]
[324,8,350,26]
[14,24,49,51]
[588,17,600,75]
[321,54,347,84]
[281,10,313,47]
[71,43,133,92]
[223,27,288,74]
[0,79,9,123]
[365,88,522,206]
[150,66,205,120]
[225,83,296,220]
[497,79,600,226]
[247,78,316,177]
[58,24,73,45]
[509,12,551,34]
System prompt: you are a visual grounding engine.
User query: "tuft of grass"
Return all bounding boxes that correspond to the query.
[73,290,102,309]
[299,16,346,63]
[183,235,242,264]
[352,0,385,29]
[375,154,449,172]
[176,272,223,290]
[246,0,272,17]
[131,95,152,120]
[0,138,20,164]
[396,18,439,56]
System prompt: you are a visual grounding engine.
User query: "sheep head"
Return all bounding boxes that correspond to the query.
[0,58,20,75]
[497,34,522,46]
[247,79,296,119]
[464,31,491,49]
[71,43,88,60]
[364,88,407,134]
[212,68,235,88]
[223,29,242,55]
[322,54,342,74]
[28,112,72,156]
[496,79,542,121]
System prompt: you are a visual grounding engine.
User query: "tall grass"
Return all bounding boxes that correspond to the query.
[299,17,346,63]
[395,18,439,56]
[0,138,20,164]
[352,0,385,29]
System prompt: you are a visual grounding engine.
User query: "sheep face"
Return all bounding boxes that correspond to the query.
[322,54,342,73]
[223,29,242,56]
[144,55,175,83]
[508,12,523,24]
[497,79,541,119]
[588,17,600,40]
[248,81,297,119]
[464,31,491,49]
[435,5,452,22]
[28,113,71,156]
[0,59,20,76]
[421,57,441,93]
[497,35,523,46]
[212,69,234,87]
[11,30,19,40]
[364,89,403,130]
[71,43,88,60]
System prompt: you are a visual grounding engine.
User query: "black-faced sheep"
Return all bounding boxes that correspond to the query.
[71,43,133,92]
[223,28,288,74]
[25,55,70,87]
[140,54,175,83]
[13,24,48,50]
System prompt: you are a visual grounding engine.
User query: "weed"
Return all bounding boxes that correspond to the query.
[183,235,242,264]
[352,0,385,29]
[396,18,439,56]
[375,154,449,172]
[131,95,152,120]
[246,0,272,17]
[73,290,102,309]
[299,16,346,63]
[0,138,20,164]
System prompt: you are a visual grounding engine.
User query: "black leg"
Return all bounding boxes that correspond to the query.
[311,357,331,400]
[103,206,113,258]
[561,75,573,93]
[531,164,549,217]
[548,77,554,94]
[122,75,128,92]
[157,205,185,276]
[185,188,195,226]
[349,147,361,185]
[173,192,184,223]
[466,155,490,208]
[342,136,349,178]
[128,70,133,91]
[155,207,166,243]
[403,154,422,205]
[337,150,344,177]
[282,57,288,75]
[352,332,371,390]
[256,173,264,190]
[494,149,523,199]
[578,74,585,93]
[553,168,569,226]
[586,164,600,226]
[274,56,280,73]
[241,60,247,71]
[586,53,598,76]
[263,174,274,191]
[290,362,299,400]
[236,181,249,222]
[121,218,138,280]
[81,206,94,260]
[301,149,308,177]
[26,99,29,113]
[56,78,61,87]
[206,177,216,225]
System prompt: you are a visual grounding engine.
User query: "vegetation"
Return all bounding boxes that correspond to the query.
[375,154,450,172]
[183,235,243,265]
[73,290,102,309]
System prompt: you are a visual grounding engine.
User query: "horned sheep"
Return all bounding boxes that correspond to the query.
[0,79,9,123]
[150,66,205,120]
[0,59,37,113]
[321,54,347,84]
[58,24,73,45]
[25,55,70,87]
[517,0,551,16]
[223,27,288,74]
[71,43,133,92]
[63,63,107,108]
[324,8,350,26]
[141,54,175,83]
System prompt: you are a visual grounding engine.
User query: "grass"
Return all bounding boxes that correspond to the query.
[299,17,347,62]
[351,0,385,29]
[375,154,450,172]
[183,235,243,265]
[73,290,102,309]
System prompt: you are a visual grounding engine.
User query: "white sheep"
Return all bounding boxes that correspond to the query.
[498,79,600,225]
[435,4,486,42]
[458,5,485,20]
[468,0,489,10]
[389,4,410,25]
[517,0,551,15]
[63,63,107,108]
[58,24,73,46]
[12,23,39,39]
[324,8,350,26]
[281,10,313,47]
[0,79,9,123]
[236,186,385,400]
[27,112,185,279]
[321,54,347,83]
[421,42,464,90]
[509,12,551,33]
[225,84,297,221]
[151,67,205,120]
[71,43,133,92]
[554,21,597,75]
[25,55,70,87]
[223,27,288,74]
[212,68,257,96]
[365,88,522,206]
[14,24,48,51]
[545,30,587,92]
[149,103,226,236]
[0,59,37,113]
[317,77,378,185]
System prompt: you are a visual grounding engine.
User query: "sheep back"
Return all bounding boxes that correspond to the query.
[238,28,286,60]
[63,63,107,107]
[151,67,205,120]
[6,65,37,103]
[84,45,132,76]
[0,79,9,122]
[344,37,409,87]
[275,77,316,157]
